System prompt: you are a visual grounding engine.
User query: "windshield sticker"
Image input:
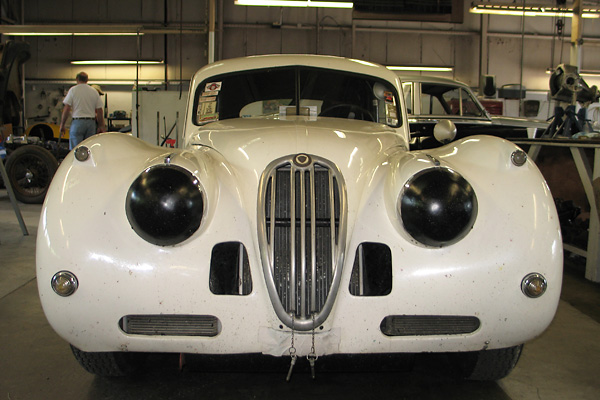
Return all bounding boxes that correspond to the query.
[202,90,219,97]
[200,101,217,115]
[279,106,293,120]
[198,113,219,124]
[384,91,394,104]
[197,101,219,124]
[205,82,222,92]
[277,105,318,120]
[301,106,318,120]
[386,103,397,119]
[263,100,281,115]
[199,96,217,103]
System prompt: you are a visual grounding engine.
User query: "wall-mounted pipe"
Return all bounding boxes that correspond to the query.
[208,0,216,64]
[164,0,168,90]
[218,0,224,61]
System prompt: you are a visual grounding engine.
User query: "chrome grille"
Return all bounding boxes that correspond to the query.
[258,154,346,331]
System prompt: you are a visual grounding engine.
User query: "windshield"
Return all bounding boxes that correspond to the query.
[193,66,401,127]
[420,83,484,118]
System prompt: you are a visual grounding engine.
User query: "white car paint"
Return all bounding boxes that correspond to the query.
[37,55,562,369]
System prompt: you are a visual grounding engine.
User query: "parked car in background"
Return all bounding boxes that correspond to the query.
[400,75,547,149]
[37,55,562,381]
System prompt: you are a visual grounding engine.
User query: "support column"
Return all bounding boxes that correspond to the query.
[570,0,583,69]
[479,14,489,77]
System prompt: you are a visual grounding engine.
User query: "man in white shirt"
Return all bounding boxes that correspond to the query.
[60,72,106,149]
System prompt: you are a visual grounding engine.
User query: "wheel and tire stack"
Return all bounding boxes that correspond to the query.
[5,145,58,204]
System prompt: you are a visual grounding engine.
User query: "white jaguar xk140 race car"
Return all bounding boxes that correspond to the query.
[37,54,562,381]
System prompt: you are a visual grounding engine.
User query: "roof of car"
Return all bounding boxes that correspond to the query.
[397,74,470,88]
[192,54,401,88]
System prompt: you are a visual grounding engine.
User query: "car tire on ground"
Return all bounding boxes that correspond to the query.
[5,145,58,204]
[70,345,147,377]
[450,344,523,381]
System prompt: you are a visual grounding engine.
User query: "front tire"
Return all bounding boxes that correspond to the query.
[451,344,523,381]
[5,145,58,204]
[70,345,146,377]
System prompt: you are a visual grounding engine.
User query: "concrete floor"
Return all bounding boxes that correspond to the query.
[1,189,599,400]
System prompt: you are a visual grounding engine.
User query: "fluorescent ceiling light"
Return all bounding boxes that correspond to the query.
[87,80,167,85]
[235,0,353,8]
[5,32,142,36]
[470,3,600,19]
[387,66,453,72]
[26,79,185,86]
[0,24,206,36]
[71,60,164,65]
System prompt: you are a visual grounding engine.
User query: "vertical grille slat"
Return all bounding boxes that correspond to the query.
[259,155,346,331]
[289,168,297,312]
[269,172,276,270]
[329,171,336,277]
[310,167,317,313]
[299,170,306,318]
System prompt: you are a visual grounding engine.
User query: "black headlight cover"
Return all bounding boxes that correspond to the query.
[126,165,204,246]
[400,168,477,247]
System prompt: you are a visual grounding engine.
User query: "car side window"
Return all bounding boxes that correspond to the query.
[441,88,462,115]
[460,88,483,117]
[421,93,446,115]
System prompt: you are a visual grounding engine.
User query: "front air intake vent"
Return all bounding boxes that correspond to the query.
[120,315,220,337]
[258,154,347,331]
[380,315,480,336]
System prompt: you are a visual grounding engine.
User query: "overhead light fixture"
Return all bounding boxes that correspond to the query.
[234,0,353,8]
[545,68,600,77]
[71,60,164,65]
[470,3,600,19]
[26,79,185,86]
[0,25,145,36]
[3,32,142,36]
[387,66,453,72]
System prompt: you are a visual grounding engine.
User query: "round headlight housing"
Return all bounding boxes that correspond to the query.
[126,165,204,246]
[399,168,477,247]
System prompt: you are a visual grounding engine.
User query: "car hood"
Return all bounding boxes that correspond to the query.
[188,116,407,177]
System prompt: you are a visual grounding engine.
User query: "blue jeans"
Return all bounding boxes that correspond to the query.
[69,119,97,149]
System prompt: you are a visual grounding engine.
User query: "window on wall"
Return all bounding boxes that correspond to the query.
[353,0,464,23]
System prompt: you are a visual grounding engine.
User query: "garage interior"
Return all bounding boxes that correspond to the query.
[1,0,600,399]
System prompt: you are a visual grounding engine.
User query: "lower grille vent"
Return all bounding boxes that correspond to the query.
[349,242,392,296]
[210,242,252,296]
[120,315,220,337]
[380,315,480,336]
